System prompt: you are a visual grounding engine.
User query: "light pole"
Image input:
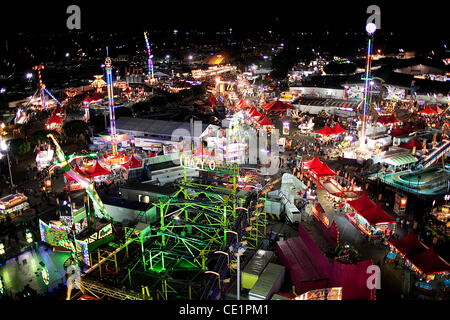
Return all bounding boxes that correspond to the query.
[0,124,13,188]
[205,271,221,291]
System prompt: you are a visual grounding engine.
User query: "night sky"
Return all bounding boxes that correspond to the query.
[1,0,449,36]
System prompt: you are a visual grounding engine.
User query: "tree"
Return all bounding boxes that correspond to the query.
[114,106,133,119]
[324,62,356,75]
[62,120,88,140]
[30,129,60,146]
[8,138,31,157]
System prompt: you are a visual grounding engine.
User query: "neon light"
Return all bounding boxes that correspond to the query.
[41,265,49,285]
[144,32,154,81]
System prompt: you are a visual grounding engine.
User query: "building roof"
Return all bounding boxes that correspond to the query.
[120,181,177,196]
[398,138,423,150]
[116,117,210,139]
[100,195,152,212]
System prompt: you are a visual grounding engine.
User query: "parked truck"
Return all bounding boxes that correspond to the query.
[248,263,285,300]
[241,250,274,290]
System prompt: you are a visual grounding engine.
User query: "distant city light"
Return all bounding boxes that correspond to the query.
[0,88,5,94]
[188,55,193,60]
[365,23,376,35]
[173,29,178,34]
[65,53,70,57]
[26,73,33,79]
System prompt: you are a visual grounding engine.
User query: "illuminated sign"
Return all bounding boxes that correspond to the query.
[295,287,342,300]
[179,154,239,175]
[86,223,113,245]
[41,266,49,286]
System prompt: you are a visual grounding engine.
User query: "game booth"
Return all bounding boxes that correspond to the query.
[345,193,396,240]
[387,231,450,295]
[0,193,31,222]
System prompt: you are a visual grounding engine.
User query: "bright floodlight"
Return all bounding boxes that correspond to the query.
[366,23,376,35]
[0,140,7,151]
[26,73,33,79]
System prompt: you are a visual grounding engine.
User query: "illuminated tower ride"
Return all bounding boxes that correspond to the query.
[100,49,130,166]
[33,65,46,109]
[359,23,376,153]
[144,31,154,82]
[105,52,118,156]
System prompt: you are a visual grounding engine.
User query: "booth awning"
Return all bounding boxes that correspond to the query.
[247,107,263,118]
[303,156,323,170]
[408,247,450,275]
[83,162,111,178]
[398,138,422,150]
[262,100,294,112]
[418,106,437,115]
[388,231,428,257]
[330,123,347,135]
[257,115,275,126]
[347,193,396,225]
[121,155,143,170]
[377,114,401,125]
[315,125,335,136]
[310,162,336,178]
[236,98,251,109]
[382,155,417,166]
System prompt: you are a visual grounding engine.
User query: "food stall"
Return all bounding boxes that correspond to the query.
[0,193,30,221]
[345,193,396,239]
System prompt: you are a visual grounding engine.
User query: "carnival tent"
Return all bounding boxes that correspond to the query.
[257,115,275,126]
[194,144,214,157]
[390,127,406,137]
[315,125,335,136]
[408,247,450,275]
[347,193,396,225]
[46,113,63,126]
[303,156,323,170]
[83,162,111,179]
[398,138,422,150]
[402,123,413,134]
[236,98,251,109]
[418,106,437,115]
[431,105,443,114]
[330,123,347,135]
[388,231,429,257]
[310,162,336,178]
[377,114,401,125]
[247,107,263,118]
[121,155,143,170]
[262,100,295,112]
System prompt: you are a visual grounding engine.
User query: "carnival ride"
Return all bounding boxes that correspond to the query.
[15,65,64,124]
[143,31,154,83]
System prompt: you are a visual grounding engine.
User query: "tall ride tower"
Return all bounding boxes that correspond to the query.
[105,50,118,156]
[359,23,376,153]
[144,32,154,82]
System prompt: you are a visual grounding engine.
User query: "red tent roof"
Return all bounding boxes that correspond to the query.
[194,144,214,157]
[398,138,422,150]
[310,162,336,177]
[257,115,275,126]
[390,127,405,137]
[418,106,437,115]
[83,162,111,178]
[347,193,396,225]
[431,104,443,113]
[331,123,347,135]
[388,231,428,257]
[53,105,65,115]
[262,100,295,111]
[123,87,132,94]
[303,156,323,170]
[408,247,450,275]
[315,125,335,136]
[121,155,143,170]
[90,92,103,101]
[46,113,63,125]
[377,114,400,125]
[236,98,251,109]
[247,107,263,118]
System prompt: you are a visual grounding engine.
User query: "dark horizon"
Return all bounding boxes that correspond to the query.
[1,1,449,36]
